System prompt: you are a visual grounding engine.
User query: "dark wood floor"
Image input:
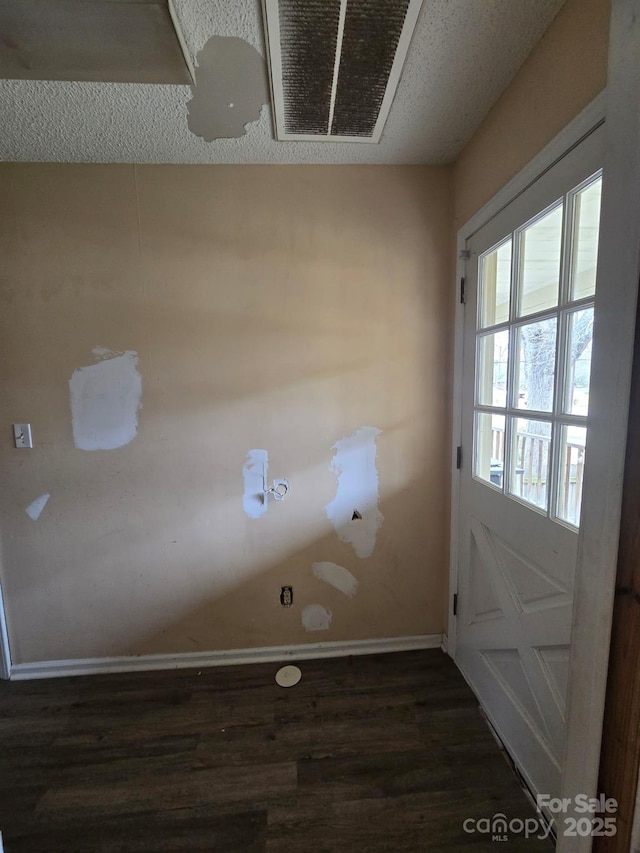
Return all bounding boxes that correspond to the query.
[0,649,550,852]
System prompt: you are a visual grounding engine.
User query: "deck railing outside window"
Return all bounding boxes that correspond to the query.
[490,426,585,526]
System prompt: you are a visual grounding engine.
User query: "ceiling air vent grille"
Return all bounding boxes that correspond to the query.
[263,0,423,143]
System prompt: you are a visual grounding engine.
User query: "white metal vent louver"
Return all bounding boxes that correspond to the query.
[262,0,423,143]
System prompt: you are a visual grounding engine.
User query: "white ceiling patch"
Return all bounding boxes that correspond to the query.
[187,36,269,141]
[69,349,141,451]
[243,449,269,519]
[25,493,50,521]
[325,426,383,558]
[312,561,359,598]
[302,603,332,632]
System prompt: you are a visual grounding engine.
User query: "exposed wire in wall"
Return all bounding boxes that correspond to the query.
[260,456,290,502]
[265,479,290,501]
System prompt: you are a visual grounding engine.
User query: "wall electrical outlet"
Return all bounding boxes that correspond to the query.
[280,586,293,607]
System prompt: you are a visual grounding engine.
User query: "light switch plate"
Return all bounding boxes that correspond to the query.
[13,423,33,448]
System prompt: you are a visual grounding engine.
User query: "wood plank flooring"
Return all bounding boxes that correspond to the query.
[0,649,551,851]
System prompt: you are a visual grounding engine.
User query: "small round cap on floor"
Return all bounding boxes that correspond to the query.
[275,664,301,687]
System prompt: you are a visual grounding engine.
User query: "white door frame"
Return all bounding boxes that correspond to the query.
[448,0,640,847]
[0,578,11,679]
[561,0,640,848]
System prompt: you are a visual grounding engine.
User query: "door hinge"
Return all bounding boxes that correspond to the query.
[456,446,462,469]
[453,593,459,616]
[460,277,466,304]
[459,249,471,260]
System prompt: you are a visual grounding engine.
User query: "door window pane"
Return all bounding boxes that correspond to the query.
[517,204,563,318]
[474,412,506,488]
[565,308,594,415]
[570,177,602,301]
[509,417,552,511]
[514,318,557,412]
[470,169,598,531]
[479,239,511,328]
[556,425,586,526]
[477,330,509,407]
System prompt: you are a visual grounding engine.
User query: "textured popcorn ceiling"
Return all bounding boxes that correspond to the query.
[0,0,565,165]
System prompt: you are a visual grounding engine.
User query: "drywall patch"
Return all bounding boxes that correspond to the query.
[187,36,269,141]
[312,562,359,598]
[69,349,142,451]
[25,493,50,521]
[302,604,332,632]
[243,449,268,519]
[325,426,384,558]
[92,346,116,360]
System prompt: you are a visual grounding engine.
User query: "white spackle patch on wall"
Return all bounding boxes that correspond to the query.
[92,346,115,359]
[312,562,359,598]
[243,449,268,519]
[302,604,332,632]
[325,426,384,558]
[25,493,50,521]
[69,350,142,451]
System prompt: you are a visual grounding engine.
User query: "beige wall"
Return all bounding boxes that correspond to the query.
[0,164,452,663]
[454,0,610,228]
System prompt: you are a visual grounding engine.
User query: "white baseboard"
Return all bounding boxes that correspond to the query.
[9,633,443,680]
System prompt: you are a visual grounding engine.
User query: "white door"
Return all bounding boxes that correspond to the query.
[456,126,604,800]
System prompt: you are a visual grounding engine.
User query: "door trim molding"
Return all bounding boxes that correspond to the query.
[459,91,606,242]
[448,90,606,659]
[562,1,640,850]
[9,633,443,681]
[0,579,11,680]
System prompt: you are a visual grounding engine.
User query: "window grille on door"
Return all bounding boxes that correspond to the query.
[472,172,602,529]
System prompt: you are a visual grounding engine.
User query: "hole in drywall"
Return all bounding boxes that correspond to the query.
[280,586,293,607]
[187,36,269,141]
[352,509,362,521]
